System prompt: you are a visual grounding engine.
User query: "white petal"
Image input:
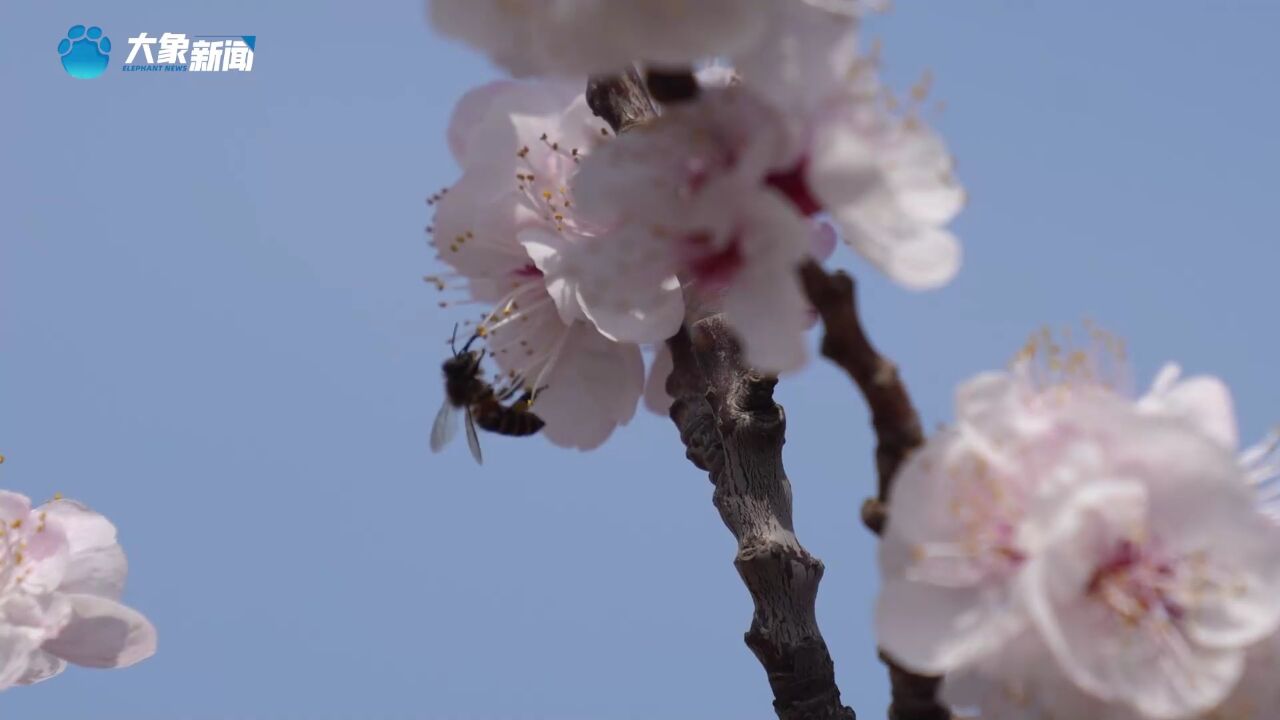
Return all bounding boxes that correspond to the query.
[844,222,962,291]
[432,167,532,278]
[42,594,156,670]
[732,0,859,115]
[41,500,128,600]
[431,0,770,77]
[643,344,675,416]
[1023,479,1247,719]
[877,574,1026,676]
[15,650,66,686]
[518,226,589,325]
[532,323,644,450]
[808,121,964,289]
[719,193,812,374]
[808,220,838,262]
[15,519,70,596]
[883,126,966,226]
[569,228,685,345]
[573,88,792,230]
[1137,371,1239,450]
[0,627,42,691]
[0,491,31,523]
[447,80,518,165]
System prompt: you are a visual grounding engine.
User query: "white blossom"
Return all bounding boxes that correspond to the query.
[571,88,814,372]
[879,332,1280,720]
[431,80,658,449]
[0,492,155,690]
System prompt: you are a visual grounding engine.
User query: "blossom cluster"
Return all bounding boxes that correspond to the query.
[878,331,1280,719]
[0,489,156,690]
[426,0,965,449]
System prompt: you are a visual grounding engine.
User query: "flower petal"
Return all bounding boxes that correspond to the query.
[877,572,1026,675]
[719,193,812,373]
[531,323,644,450]
[643,344,675,416]
[1137,368,1239,450]
[0,627,43,691]
[15,650,66,686]
[41,500,128,600]
[42,594,156,670]
[447,80,519,166]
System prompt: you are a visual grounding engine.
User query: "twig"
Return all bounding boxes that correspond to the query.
[798,260,950,720]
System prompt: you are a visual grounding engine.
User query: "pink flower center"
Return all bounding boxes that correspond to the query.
[513,263,543,279]
[1086,539,1185,624]
[766,159,822,217]
[685,232,744,289]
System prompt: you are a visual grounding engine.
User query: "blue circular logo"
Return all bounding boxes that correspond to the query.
[57,25,111,79]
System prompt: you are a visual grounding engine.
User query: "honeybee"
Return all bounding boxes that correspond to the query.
[430,327,546,465]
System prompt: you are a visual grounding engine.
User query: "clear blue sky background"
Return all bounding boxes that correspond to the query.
[2,1,1278,718]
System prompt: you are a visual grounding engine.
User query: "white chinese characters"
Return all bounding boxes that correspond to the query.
[123,33,255,73]
[190,39,255,73]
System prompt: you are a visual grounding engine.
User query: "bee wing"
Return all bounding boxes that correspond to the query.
[465,406,483,466]
[430,400,458,453]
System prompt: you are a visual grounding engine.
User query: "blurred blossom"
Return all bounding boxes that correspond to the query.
[879,328,1280,720]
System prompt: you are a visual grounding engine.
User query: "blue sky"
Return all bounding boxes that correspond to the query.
[2,1,1279,718]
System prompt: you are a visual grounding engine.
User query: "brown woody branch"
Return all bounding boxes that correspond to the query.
[797,260,950,720]
[668,318,855,720]
[587,71,855,720]
[586,68,658,132]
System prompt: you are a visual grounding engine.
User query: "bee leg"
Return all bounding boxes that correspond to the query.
[512,384,548,412]
[461,329,483,354]
[529,384,550,404]
[497,375,527,402]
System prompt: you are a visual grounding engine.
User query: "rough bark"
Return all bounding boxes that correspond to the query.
[798,261,951,720]
[586,70,855,720]
[585,68,658,132]
[668,319,855,720]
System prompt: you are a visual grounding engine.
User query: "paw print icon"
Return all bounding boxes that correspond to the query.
[58,25,111,79]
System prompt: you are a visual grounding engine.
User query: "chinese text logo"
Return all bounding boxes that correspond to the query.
[57,25,111,79]
[123,34,256,73]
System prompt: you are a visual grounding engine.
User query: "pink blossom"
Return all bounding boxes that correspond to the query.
[431,80,657,449]
[571,88,813,373]
[879,333,1280,719]
[0,493,155,690]
[725,0,967,290]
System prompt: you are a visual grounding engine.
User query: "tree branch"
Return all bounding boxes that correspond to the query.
[586,67,658,133]
[668,318,855,720]
[586,71,854,720]
[798,260,950,720]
